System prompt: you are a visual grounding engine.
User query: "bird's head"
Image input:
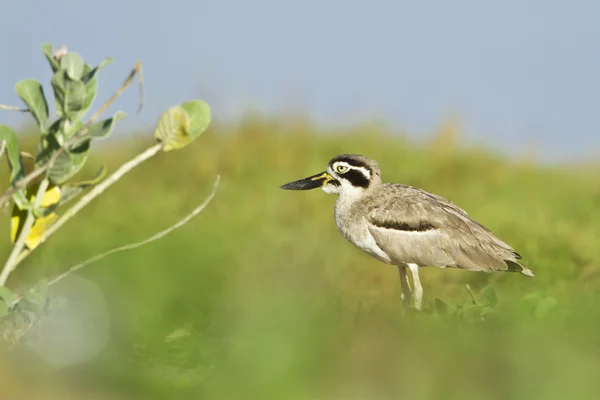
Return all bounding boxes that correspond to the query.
[280,154,382,198]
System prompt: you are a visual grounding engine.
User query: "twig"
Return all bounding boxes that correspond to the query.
[46,175,220,288]
[134,62,145,113]
[0,140,6,160]
[87,61,144,123]
[0,63,145,209]
[0,104,27,112]
[15,143,164,266]
[0,179,49,285]
[0,158,51,208]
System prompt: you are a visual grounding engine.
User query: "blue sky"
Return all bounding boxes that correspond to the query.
[1,0,599,161]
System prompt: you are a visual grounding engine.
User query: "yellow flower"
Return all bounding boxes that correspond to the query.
[10,184,61,250]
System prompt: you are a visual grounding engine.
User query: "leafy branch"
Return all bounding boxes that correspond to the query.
[0,179,49,284]
[15,143,163,265]
[0,58,144,210]
[1,43,215,348]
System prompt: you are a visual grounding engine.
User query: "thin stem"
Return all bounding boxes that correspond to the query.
[88,61,144,122]
[15,143,163,266]
[0,179,49,286]
[465,284,478,305]
[46,175,220,288]
[0,140,6,160]
[0,104,27,112]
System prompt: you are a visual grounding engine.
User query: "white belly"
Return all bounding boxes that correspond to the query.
[334,203,392,264]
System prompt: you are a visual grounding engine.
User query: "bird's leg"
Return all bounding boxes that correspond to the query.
[407,263,423,310]
[397,265,412,309]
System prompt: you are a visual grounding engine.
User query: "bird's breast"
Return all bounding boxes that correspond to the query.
[334,199,392,264]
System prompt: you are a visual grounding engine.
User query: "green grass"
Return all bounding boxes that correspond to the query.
[2,115,600,399]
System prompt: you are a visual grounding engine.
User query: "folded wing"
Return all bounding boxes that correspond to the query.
[364,184,534,276]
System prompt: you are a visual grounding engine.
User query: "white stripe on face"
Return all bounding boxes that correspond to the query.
[330,162,371,180]
[325,162,372,199]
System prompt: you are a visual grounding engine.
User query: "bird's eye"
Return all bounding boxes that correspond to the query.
[336,165,349,174]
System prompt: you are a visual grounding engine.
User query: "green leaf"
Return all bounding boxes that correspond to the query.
[180,100,211,138]
[0,125,24,182]
[81,58,113,84]
[0,286,15,305]
[35,123,59,167]
[36,133,91,184]
[51,70,86,120]
[60,53,85,81]
[154,100,211,152]
[41,43,60,73]
[35,132,58,167]
[154,105,189,151]
[49,139,91,184]
[0,125,29,209]
[60,166,106,206]
[480,286,499,308]
[78,58,113,121]
[15,79,50,133]
[79,111,127,142]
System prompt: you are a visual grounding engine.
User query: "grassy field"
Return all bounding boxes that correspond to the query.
[2,115,600,399]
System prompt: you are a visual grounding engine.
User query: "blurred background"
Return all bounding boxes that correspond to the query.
[1,1,600,399]
[2,0,600,161]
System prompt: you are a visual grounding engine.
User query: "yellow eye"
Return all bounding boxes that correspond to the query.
[336,165,349,173]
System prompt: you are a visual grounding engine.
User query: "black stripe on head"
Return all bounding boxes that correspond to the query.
[343,169,370,188]
[329,155,372,170]
[370,219,438,232]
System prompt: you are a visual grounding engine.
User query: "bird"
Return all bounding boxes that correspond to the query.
[279,154,534,310]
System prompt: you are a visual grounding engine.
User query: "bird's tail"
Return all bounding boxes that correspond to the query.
[505,259,535,277]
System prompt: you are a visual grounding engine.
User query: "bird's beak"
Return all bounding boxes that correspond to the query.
[279,171,336,190]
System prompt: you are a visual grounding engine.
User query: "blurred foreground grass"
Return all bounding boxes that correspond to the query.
[1,115,600,399]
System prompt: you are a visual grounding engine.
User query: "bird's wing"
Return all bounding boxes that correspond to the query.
[364,184,533,275]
